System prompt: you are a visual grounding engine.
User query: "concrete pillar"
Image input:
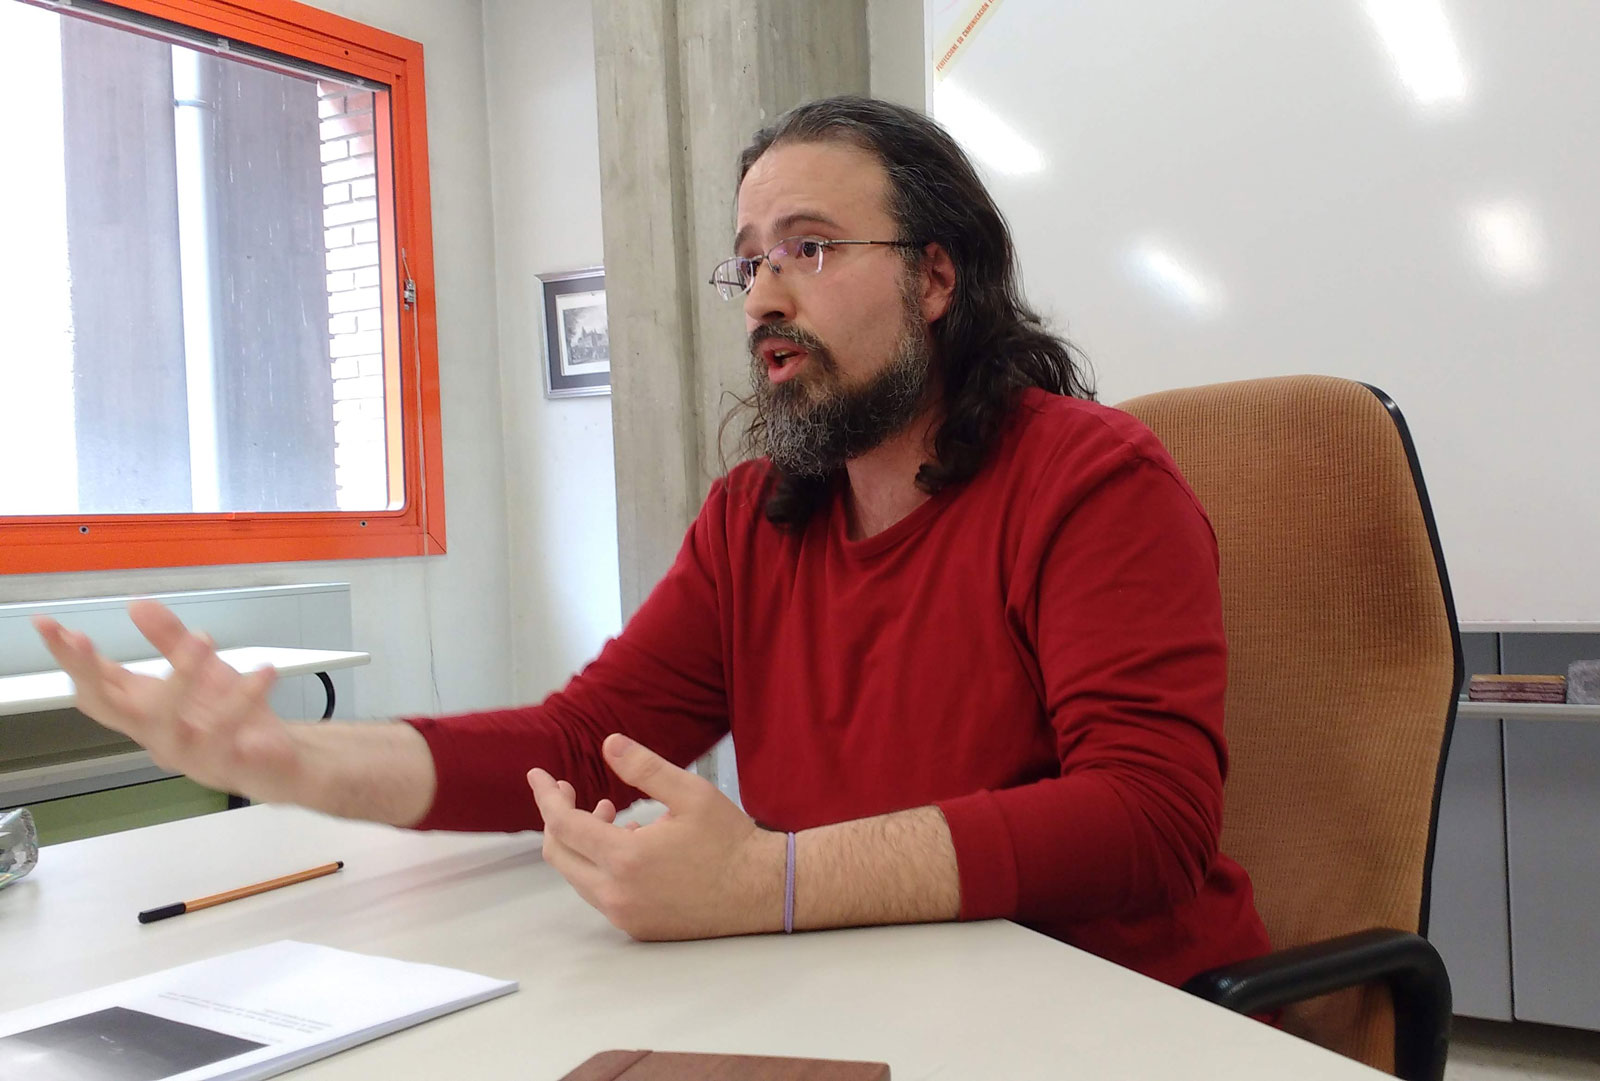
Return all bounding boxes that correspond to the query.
[593,1,702,620]
[595,0,869,618]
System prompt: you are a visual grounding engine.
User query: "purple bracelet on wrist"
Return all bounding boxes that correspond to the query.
[783,831,796,934]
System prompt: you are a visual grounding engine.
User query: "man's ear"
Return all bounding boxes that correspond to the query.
[919,242,957,325]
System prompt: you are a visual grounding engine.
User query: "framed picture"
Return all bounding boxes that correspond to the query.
[539,267,610,397]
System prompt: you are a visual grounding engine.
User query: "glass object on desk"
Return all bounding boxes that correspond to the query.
[0,808,39,890]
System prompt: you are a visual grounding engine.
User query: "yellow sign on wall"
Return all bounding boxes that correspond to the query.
[932,0,1008,82]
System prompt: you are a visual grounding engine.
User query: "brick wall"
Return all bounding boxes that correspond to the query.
[318,81,387,511]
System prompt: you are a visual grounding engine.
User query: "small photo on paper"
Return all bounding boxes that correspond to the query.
[556,289,610,377]
[0,1005,264,1081]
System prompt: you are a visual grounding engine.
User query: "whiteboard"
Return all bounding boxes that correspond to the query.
[927,0,1600,623]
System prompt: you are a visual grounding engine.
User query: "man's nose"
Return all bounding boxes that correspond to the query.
[744,260,795,326]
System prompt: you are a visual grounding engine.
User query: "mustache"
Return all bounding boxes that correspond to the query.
[748,322,830,360]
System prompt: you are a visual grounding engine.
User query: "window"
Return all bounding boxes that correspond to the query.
[0,0,443,572]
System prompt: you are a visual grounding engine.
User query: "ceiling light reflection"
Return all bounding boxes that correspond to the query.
[1362,0,1469,107]
[933,80,1045,177]
[1130,243,1222,315]
[1470,201,1546,290]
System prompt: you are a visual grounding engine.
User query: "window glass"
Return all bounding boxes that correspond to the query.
[0,0,397,516]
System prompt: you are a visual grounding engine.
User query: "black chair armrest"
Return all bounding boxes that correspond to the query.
[1182,928,1451,1081]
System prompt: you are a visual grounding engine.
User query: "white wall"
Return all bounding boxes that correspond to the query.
[929,0,1600,622]
[0,0,517,718]
[481,0,621,700]
[869,0,926,108]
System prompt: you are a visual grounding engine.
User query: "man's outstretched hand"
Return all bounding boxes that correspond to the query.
[528,733,785,941]
[32,600,301,803]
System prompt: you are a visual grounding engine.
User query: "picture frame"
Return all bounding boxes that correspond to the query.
[538,267,610,398]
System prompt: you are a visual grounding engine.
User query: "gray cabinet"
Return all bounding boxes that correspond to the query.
[1500,634,1600,1030]
[1429,709,1513,1020]
[1427,627,1600,1031]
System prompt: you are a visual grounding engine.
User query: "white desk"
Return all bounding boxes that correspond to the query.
[0,648,370,806]
[0,806,1384,1079]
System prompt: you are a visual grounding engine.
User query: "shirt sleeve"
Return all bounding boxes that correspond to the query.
[937,457,1230,926]
[404,484,734,832]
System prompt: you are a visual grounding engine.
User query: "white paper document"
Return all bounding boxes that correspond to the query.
[0,940,517,1080]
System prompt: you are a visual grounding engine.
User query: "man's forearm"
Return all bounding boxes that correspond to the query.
[273,721,438,827]
[790,805,961,931]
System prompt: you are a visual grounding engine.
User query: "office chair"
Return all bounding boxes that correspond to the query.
[1118,376,1462,1081]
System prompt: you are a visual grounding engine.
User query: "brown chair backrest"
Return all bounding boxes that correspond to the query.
[1119,376,1461,1073]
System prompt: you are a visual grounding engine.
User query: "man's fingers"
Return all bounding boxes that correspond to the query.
[529,768,581,840]
[537,830,609,909]
[91,661,154,727]
[128,600,195,660]
[34,618,100,682]
[602,733,701,807]
[157,626,244,721]
[528,768,573,809]
[168,626,223,679]
[544,804,625,866]
[243,665,278,699]
[589,801,641,832]
[529,770,628,869]
[526,769,619,906]
[35,621,136,721]
[216,665,277,718]
[131,601,230,694]
[31,616,67,659]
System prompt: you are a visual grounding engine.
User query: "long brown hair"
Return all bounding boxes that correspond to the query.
[730,95,1094,529]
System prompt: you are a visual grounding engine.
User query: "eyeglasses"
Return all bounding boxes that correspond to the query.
[708,235,922,300]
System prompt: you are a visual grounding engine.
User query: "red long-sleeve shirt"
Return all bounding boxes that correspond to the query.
[408,388,1270,985]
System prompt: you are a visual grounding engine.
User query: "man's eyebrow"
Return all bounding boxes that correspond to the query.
[733,211,846,253]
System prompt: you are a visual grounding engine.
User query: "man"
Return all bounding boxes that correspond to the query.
[35,96,1269,986]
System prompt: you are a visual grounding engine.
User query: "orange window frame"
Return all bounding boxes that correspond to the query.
[2,0,444,573]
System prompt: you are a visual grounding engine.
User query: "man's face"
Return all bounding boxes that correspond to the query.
[734,140,936,477]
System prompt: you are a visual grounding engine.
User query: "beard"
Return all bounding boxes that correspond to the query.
[748,284,933,479]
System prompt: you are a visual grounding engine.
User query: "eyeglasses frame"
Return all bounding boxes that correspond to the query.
[707,236,925,299]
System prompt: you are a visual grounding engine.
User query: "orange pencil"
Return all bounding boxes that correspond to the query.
[138,861,345,923]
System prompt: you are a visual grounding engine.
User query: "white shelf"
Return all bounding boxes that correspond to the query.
[1457,701,1600,723]
[1459,622,1600,634]
[0,646,370,718]
[1,645,369,805]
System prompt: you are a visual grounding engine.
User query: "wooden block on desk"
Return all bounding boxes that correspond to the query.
[560,1050,891,1081]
